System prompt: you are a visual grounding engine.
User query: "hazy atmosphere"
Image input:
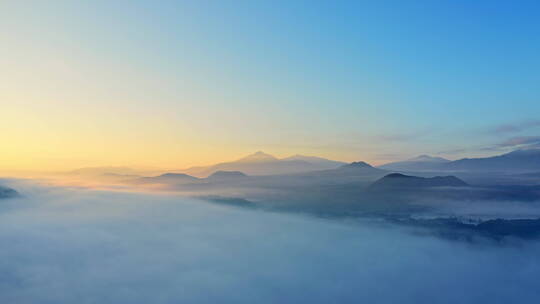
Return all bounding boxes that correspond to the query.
[2,1,540,303]
[2,180,540,304]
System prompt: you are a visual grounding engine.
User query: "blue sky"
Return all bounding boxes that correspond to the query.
[1,0,539,169]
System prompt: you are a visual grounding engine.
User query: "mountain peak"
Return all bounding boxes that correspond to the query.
[238,151,278,162]
[341,161,373,168]
[207,170,248,179]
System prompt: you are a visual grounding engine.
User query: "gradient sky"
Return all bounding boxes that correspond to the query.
[1,0,540,171]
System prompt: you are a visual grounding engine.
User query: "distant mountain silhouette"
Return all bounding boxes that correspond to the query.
[133,173,200,184]
[237,151,278,162]
[441,149,540,172]
[410,155,450,162]
[206,171,248,180]
[66,166,138,176]
[298,161,388,177]
[379,155,450,171]
[331,161,387,175]
[281,155,346,168]
[341,161,377,169]
[176,152,344,177]
[60,166,148,182]
[369,173,468,190]
[0,185,18,199]
[379,149,540,173]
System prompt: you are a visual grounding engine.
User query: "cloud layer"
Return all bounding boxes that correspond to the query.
[489,120,540,135]
[1,181,540,303]
[496,136,540,148]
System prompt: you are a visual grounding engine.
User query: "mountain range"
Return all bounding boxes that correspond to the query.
[441,149,540,172]
[174,151,346,177]
[131,160,388,185]
[379,149,540,173]
[63,148,540,184]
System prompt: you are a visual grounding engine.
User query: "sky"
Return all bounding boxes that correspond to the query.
[1,0,540,171]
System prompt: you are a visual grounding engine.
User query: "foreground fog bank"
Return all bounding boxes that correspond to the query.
[1,181,540,304]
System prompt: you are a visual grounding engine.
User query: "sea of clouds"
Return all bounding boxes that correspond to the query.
[1,180,539,304]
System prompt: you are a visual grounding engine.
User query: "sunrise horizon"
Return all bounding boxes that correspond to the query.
[2,1,540,303]
[3,1,540,174]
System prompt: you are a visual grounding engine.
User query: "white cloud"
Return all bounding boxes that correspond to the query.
[0,181,540,303]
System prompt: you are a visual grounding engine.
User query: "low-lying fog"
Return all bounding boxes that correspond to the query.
[1,180,540,303]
